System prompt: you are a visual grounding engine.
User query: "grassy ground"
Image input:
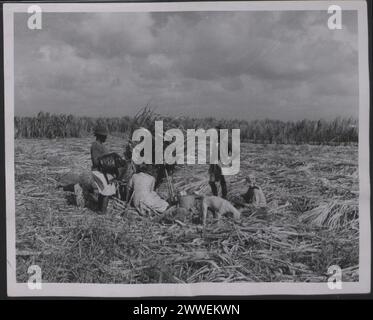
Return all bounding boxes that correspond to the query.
[14,137,359,283]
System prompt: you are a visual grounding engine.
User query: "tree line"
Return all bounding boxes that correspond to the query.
[14,111,358,145]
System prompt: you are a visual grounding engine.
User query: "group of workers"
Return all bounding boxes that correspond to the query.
[89,125,267,218]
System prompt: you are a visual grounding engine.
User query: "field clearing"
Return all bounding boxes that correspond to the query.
[14,137,359,283]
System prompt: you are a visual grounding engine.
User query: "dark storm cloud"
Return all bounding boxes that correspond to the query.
[14,10,358,120]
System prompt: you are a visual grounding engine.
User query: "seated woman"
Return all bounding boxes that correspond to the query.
[127,165,169,215]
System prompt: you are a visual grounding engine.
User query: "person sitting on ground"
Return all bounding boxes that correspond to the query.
[231,174,267,208]
[231,174,268,220]
[91,125,116,214]
[242,174,267,208]
[127,164,170,215]
[127,165,191,223]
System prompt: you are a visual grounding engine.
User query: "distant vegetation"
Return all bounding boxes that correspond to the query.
[14,111,358,145]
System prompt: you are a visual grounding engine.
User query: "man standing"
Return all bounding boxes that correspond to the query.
[209,164,227,199]
[208,127,228,199]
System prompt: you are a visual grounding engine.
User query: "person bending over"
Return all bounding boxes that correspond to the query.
[91,126,116,214]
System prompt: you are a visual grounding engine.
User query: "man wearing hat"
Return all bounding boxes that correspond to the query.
[91,125,116,214]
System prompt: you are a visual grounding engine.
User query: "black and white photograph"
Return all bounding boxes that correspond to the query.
[3,1,370,297]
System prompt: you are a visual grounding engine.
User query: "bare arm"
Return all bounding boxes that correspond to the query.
[150,176,155,191]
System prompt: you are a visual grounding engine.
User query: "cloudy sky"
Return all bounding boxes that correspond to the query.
[14,10,358,120]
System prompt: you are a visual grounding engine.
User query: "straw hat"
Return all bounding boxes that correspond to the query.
[93,125,108,136]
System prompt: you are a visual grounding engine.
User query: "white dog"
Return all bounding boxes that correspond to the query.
[200,196,241,227]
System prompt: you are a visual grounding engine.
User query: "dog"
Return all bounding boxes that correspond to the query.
[198,195,241,227]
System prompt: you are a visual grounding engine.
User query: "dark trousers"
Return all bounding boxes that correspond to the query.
[98,194,109,214]
[209,164,227,199]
